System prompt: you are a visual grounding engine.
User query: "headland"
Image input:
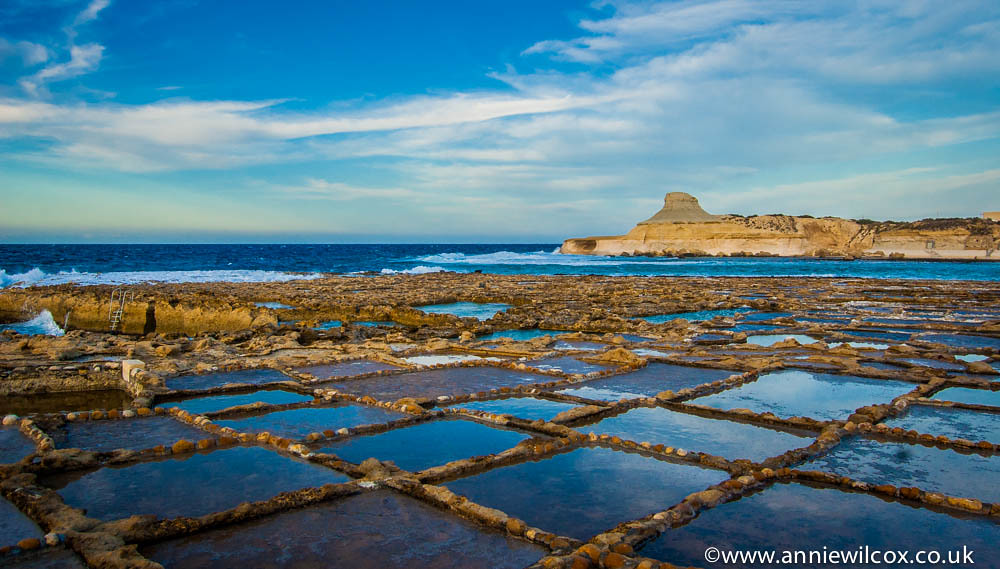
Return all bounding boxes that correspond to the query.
[561,192,1000,260]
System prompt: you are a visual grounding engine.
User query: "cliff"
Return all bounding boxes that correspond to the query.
[561,192,1000,260]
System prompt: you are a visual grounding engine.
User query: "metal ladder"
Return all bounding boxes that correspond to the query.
[109,287,134,331]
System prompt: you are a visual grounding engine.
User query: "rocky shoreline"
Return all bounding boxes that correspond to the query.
[561,192,1000,260]
[0,273,998,568]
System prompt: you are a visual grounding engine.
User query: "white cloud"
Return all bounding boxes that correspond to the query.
[0,38,49,66]
[19,43,104,95]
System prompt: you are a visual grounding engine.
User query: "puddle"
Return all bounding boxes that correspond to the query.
[141,489,544,569]
[860,361,907,371]
[214,404,406,439]
[318,418,531,471]
[253,302,294,309]
[740,312,793,322]
[640,308,752,323]
[404,354,496,366]
[45,446,345,521]
[802,437,1000,502]
[919,334,1000,350]
[158,389,313,415]
[1,496,42,541]
[166,369,291,391]
[0,390,132,416]
[831,341,889,350]
[296,359,401,379]
[477,329,567,342]
[900,358,966,371]
[617,334,654,343]
[525,356,613,375]
[729,324,781,333]
[578,407,812,462]
[932,387,1000,407]
[841,330,911,341]
[884,406,1000,442]
[448,396,582,421]
[313,320,342,330]
[324,367,548,400]
[638,481,1000,566]
[632,348,674,358]
[48,416,210,453]
[745,334,819,347]
[443,446,728,540]
[690,370,914,421]
[553,340,606,351]
[553,363,735,401]
[956,354,990,363]
[418,302,511,321]
[350,320,398,327]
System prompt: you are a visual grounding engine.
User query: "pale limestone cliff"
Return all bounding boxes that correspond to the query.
[561,192,1000,260]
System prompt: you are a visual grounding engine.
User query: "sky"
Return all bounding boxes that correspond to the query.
[0,0,998,243]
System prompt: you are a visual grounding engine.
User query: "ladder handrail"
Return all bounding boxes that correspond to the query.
[109,287,134,331]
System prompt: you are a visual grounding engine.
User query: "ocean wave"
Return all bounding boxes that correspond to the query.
[415,250,696,266]
[0,268,322,288]
[380,265,447,275]
[0,310,65,336]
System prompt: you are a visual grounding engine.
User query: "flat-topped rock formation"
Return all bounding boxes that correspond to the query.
[561,192,1000,260]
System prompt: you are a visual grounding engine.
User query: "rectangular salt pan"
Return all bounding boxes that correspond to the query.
[295,359,401,378]
[443,446,727,540]
[323,366,548,400]
[448,397,582,422]
[884,405,1000,443]
[213,404,406,439]
[166,368,292,391]
[555,363,735,402]
[579,407,812,462]
[141,490,544,569]
[801,437,1000,503]
[690,370,914,422]
[158,389,313,415]
[318,418,531,472]
[932,387,1000,407]
[48,416,210,453]
[45,446,345,521]
[638,482,1000,566]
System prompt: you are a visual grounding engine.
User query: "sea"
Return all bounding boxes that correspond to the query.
[1,244,999,288]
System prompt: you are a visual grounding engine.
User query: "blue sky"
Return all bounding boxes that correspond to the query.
[1,0,998,243]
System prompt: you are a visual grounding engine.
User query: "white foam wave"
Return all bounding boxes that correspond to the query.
[0,268,322,288]
[0,310,65,336]
[416,250,688,266]
[380,265,447,275]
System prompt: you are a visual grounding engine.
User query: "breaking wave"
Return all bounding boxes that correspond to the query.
[380,265,447,275]
[0,268,322,288]
[0,310,65,336]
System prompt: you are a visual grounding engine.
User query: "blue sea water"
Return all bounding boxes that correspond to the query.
[1,244,999,287]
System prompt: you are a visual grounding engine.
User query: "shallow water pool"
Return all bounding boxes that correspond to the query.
[443,446,727,540]
[553,363,734,401]
[418,302,511,321]
[884,405,1000,442]
[297,360,401,379]
[214,404,406,439]
[158,389,312,415]
[0,390,132,416]
[448,396,582,421]
[579,407,812,462]
[932,387,1000,407]
[318,418,531,471]
[324,366,548,400]
[45,446,345,521]
[166,368,291,391]
[801,437,1000,502]
[49,416,210,453]
[690,370,913,421]
[141,490,544,569]
[638,482,1000,566]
